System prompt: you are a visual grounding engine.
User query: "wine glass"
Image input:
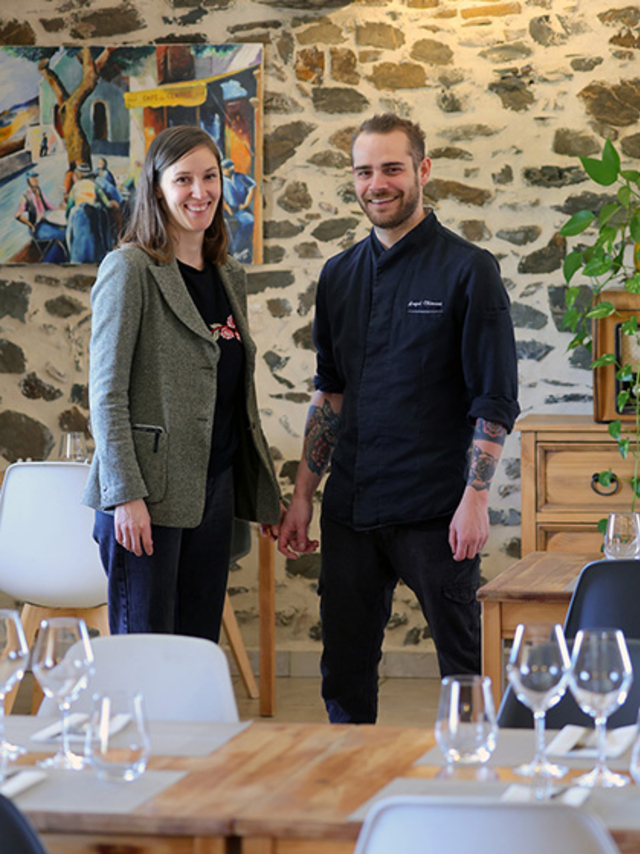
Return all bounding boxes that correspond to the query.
[435,674,497,771]
[603,512,640,559]
[568,628,633,788]
[630,708,640,786]
[58,431,88,462]
[0,609,29,777]
[506,622,571,780]
[31,617,94,770]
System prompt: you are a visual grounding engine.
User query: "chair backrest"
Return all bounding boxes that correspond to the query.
[354,796,619,854]
[0,794,48,854]
[38,633,239,722]
[564,558,640,639]
[499,637,640,729]
[0,461,107,608]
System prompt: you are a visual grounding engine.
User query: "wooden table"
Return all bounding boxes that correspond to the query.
[10,719,640,854]
[477,551,597,706]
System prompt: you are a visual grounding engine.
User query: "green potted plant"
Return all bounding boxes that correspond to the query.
[561,139,640,530]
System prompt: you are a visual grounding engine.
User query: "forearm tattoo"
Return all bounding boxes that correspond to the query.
[304,399,341,476]
[467,418,506,492]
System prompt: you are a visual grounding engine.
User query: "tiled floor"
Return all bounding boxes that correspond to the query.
[235,675,442,728]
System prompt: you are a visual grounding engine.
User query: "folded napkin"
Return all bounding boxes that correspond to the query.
[31,713,131,744]
[546,724,636,759]
[502,783,589,807]
[0,769,47,798]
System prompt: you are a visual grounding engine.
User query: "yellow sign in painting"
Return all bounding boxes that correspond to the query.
[124,83,207,109]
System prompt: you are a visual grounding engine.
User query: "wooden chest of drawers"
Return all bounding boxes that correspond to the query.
[518,414,637,554]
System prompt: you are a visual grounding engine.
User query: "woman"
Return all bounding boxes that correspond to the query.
[83,126,281,641]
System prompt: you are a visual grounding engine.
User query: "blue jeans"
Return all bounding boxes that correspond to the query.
[319,515,481,724]
[93,467,234,642]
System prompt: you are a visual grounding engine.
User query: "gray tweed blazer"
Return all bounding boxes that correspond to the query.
[83,245,280,528]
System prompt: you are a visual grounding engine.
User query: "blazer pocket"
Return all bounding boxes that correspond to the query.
[132,424,168,504]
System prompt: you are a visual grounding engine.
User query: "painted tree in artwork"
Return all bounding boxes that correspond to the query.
[3,46,155,167]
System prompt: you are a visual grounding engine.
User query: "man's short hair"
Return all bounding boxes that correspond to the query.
[351,113,426,171]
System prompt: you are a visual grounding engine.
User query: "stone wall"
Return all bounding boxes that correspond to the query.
[1,0,638,662]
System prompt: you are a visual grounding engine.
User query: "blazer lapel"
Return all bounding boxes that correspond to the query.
[149,261,213,343]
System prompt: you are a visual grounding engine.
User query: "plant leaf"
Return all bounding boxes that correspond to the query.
[560,210,595,236]
[602,138,621,173]
[563,252,584,284]
[597,517,608,535]
[620,169,640,183]
[587,301,615,319]
[583,257,614,278]
[630,211,640,243]
[617,390,630,410]
[591,353,617,368]
[581,155,619,186]
[598,202,621,226]
[619,437,630,458]
[609,420,622,439]
[625,272,640,294]
[618,185,631,208]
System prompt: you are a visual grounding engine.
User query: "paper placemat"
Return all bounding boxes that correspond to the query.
[7,716,251,758]
[147,720,251,756]
[14,767,186,814]
[415,727,633,771]
[546,724,636,760]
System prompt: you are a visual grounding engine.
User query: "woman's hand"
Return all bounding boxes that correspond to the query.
[114,499,153,556]
[259,502,288,541]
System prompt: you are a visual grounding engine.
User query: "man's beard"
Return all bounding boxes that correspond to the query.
[358,179,422,230]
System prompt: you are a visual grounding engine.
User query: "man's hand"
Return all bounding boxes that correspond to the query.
[114,499,153,557]
[448,487,489,561]
[277,494,319,559]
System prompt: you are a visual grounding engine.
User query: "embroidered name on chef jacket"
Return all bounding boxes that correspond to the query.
[406,299,444,315]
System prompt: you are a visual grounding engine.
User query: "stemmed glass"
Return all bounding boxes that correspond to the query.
[0,609,29,777]
[506,622,571,780]
[568,628,633,788]
[603,512,640,559]
[31,617,94,770]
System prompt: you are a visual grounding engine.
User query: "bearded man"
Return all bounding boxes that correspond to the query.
[279,113,520,724]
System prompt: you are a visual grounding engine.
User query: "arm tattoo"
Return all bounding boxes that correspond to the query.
[475,418,507,446]
[304,399,341,476]
[466,419,506,492]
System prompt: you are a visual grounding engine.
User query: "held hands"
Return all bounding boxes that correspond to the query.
[259,502,288,541]
[448,487,489,562]
[277,495,319,559]
[114,499,153,557]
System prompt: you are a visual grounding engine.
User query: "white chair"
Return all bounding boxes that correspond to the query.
[354,796,620,854]
[0,461,109,712]
[38,633,239,722]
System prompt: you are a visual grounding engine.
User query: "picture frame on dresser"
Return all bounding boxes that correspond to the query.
[593,289,640,423]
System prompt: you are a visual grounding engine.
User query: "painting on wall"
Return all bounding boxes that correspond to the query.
[0,43,263,266]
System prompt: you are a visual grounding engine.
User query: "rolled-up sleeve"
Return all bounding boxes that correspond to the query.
[460,250,520,432]
[313,267,345,394]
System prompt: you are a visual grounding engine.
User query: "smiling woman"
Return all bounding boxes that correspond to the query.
[82,125,281,644]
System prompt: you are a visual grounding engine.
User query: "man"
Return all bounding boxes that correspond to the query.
[14,170,67,262]
[66,162,117,263]
[221,158,256,261]
[278,113,519,724]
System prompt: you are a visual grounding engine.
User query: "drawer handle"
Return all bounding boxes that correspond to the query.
[591,472,621,496]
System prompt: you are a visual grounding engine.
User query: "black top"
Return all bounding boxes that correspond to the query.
[313,211,520,531]
[178,259,245,475]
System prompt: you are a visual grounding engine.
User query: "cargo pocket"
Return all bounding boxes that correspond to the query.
[442,581,478,606]
[132,424,168,504]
